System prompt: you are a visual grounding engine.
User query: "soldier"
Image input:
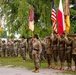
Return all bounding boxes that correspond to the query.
[52,32,59,70]
[10,39,14,57]
[20,36,27,61]
[58,33,66,70]
[72,31,76,71]
[13,40,19,57]
[27,37,33,59]
[2,40,6,57]
[0,39,2,57]
[65,35,73,71]
[40,39,46,61]
[44,36,52,69]
[6,39,11,57]
[32,34,42,73]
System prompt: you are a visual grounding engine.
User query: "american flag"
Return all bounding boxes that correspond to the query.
[51,0,57,32]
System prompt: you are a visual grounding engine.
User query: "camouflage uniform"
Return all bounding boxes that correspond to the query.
[6,41,11,57]
[45,36,52,68]
[2,40,6,57]
[40,40,46,61]
[58,35,65,70]
[72,35,76,71]
[10,41,14,57]
[13,40,19,57]
[20,39,27,61]
[27,37,33,59]
[32,38,42,72]
[65,36,72,70]
[0,39,2,57]
[52,34,59,69]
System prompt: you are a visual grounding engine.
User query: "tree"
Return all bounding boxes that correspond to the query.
[0,0,76,38]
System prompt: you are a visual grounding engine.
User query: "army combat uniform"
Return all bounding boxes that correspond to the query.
[27,37,33,59]
[51,34,58,69]
[20,39,27,61]
[2,40,6,57]
[72,35,76,71]
[32,37,42,73]
[6,41,11,57]
[0,39,2,57]
[58,35,65,70]
[65,36,72,70]
[45,36,52,69]
[13,40,19,57]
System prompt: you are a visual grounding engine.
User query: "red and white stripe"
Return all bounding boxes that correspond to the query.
[51,9,56,22]
[51,8,57,32]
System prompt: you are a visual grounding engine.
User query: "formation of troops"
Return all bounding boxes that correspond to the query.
[0,31,76,73]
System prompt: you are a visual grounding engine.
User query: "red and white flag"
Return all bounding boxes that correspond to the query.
[57,0,65,35]
[28,7,34,32]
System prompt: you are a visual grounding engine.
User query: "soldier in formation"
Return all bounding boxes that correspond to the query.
[44,36,52,69]
[20,36,28,61]
[65,34,72,71]
[72,32,76,71]
[51,32,59,70]
[0,39,2,57]
[2,40,6,57]
[32,34,42,73]
[27,37,33,59]
[58,33,66,70]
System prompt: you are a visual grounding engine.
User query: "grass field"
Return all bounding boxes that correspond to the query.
[0,54,76,75]
[0,54,48,69]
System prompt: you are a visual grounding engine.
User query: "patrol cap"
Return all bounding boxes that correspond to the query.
[33,34,39,39]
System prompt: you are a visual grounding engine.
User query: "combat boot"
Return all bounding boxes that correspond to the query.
[32,69,36,72]
[34,69,39,73]
[47,65,52,69]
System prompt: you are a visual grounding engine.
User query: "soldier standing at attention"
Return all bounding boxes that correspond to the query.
[13,40,19,57]
[44,36,52,69]
[2,40,6,57]
[32,34,42,73]
[58,33,65,70]
[72,31,76,71]
[27,37,33,59]
[52,32,59,70]
[0,39,2,57]
[6,39,10,57]
[65,35,73,71]
[20,36,28,61]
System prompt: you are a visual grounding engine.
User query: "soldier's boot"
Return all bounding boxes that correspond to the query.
[34,69,39,73]
[47,65,52,69]
[47,61,52,69]
[59,62,64,70]
[54,62,59,70]
[32,69,36,72]
[67,63,72,71]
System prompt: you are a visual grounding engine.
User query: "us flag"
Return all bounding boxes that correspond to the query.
[51,0,57,32]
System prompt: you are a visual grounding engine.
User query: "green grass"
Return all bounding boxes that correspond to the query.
[0,55,76,75]
[0,54,48,69]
